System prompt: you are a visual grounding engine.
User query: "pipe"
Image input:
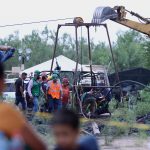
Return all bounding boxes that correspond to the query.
[104,25,120,83]
[50,25,61,74]
[73,26,79,85]
[87,26,93,86]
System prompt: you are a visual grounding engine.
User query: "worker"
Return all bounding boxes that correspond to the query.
[52,109,99,150]
[15,72,27,111]
[47,75,52,81]
[29,72,33,79]
[40,72,49,112]
[54,60,61,71]
[47,74,62,112]
[41,72,48,95]
[62,78,70,108]
[0,62,47,150]
[53,70,60,80]
[27,70,41,112]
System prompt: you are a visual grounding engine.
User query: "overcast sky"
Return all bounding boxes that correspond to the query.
[0,0,149,43]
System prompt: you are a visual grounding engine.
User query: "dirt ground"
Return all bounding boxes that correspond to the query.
[39,132,150,150]
[36,122,150,150]
[99,137,150,150]
[32,113,150,150]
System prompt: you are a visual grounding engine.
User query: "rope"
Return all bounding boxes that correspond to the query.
[0,17,74,28]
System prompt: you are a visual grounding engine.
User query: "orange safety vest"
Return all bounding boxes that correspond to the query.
[48,81,61,99]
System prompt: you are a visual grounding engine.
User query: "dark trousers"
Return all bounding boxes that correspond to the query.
[26,92,33,109]
[47,95,62,113]
[15,96,26,110]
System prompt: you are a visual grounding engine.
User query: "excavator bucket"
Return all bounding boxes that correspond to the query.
[92,7,118,24]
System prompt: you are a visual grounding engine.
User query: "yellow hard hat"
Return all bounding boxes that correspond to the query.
[47,75,52,81]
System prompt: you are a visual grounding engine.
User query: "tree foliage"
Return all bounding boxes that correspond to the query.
[0,27,149,72]
[113,30,145,71]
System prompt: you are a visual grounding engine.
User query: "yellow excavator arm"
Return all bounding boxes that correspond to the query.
[113,6,150,36]
[115,19,150,36]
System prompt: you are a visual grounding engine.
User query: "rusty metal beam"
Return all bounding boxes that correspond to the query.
[50,25,61,73]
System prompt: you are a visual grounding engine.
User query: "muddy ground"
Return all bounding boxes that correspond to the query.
[39,133,150,150]
[29,112,150,150]
[37,125,150,150]
[99,137,150,150]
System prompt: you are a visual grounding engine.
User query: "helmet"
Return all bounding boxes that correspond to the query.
[52,74,58,80]
[34,70,40,75]
[62,78,69,84]
[47,75,52,81]
[53,70,59,75]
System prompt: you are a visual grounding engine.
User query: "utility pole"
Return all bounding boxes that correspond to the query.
[18,48,32,71]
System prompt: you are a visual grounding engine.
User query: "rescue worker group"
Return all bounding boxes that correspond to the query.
[15,69,70,113]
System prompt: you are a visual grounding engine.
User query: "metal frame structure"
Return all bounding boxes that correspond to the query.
[49,22,121,114]
[50,22,120,85]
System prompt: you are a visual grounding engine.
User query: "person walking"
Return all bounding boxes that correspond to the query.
[41,72,48,95]
[15,72,27,111]
[62,78,70,108]
[47,74,62,112]
[41,72,49,112]
[27,70,41,112]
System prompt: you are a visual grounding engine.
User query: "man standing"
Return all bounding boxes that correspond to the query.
[15,72,27,111]
[41,72,48,95]
[62,78,70,108]
[47,74,62,112]
[27,70,41,112]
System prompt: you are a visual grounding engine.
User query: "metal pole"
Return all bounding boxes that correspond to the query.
[74,26,79,85]
[50,25,60,74]
[105,25,120,83]
[87,26,93,85]
[21,56,25,71]
[72,85,120,88]
[80,27,83,71]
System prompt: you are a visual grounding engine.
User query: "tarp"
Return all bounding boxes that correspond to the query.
[109,68,150,85]
[23,55,89,74]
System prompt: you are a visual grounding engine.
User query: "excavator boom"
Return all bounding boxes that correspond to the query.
[115,18,150,36]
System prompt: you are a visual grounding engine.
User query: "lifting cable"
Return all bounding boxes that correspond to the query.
[0,17,74,28]
[73,26,87,118]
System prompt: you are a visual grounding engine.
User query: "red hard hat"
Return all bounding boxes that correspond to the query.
[62,78,69,83]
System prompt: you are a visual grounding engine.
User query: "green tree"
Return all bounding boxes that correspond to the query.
[0,28,148,73]
[113,30,145,71]
[142,39,150,68]
[0,31,21,70]
[92,42,110,65]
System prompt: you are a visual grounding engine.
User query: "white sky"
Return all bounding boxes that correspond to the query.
[0,0,149,43]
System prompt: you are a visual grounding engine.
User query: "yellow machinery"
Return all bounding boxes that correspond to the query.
[92,6,150,36]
